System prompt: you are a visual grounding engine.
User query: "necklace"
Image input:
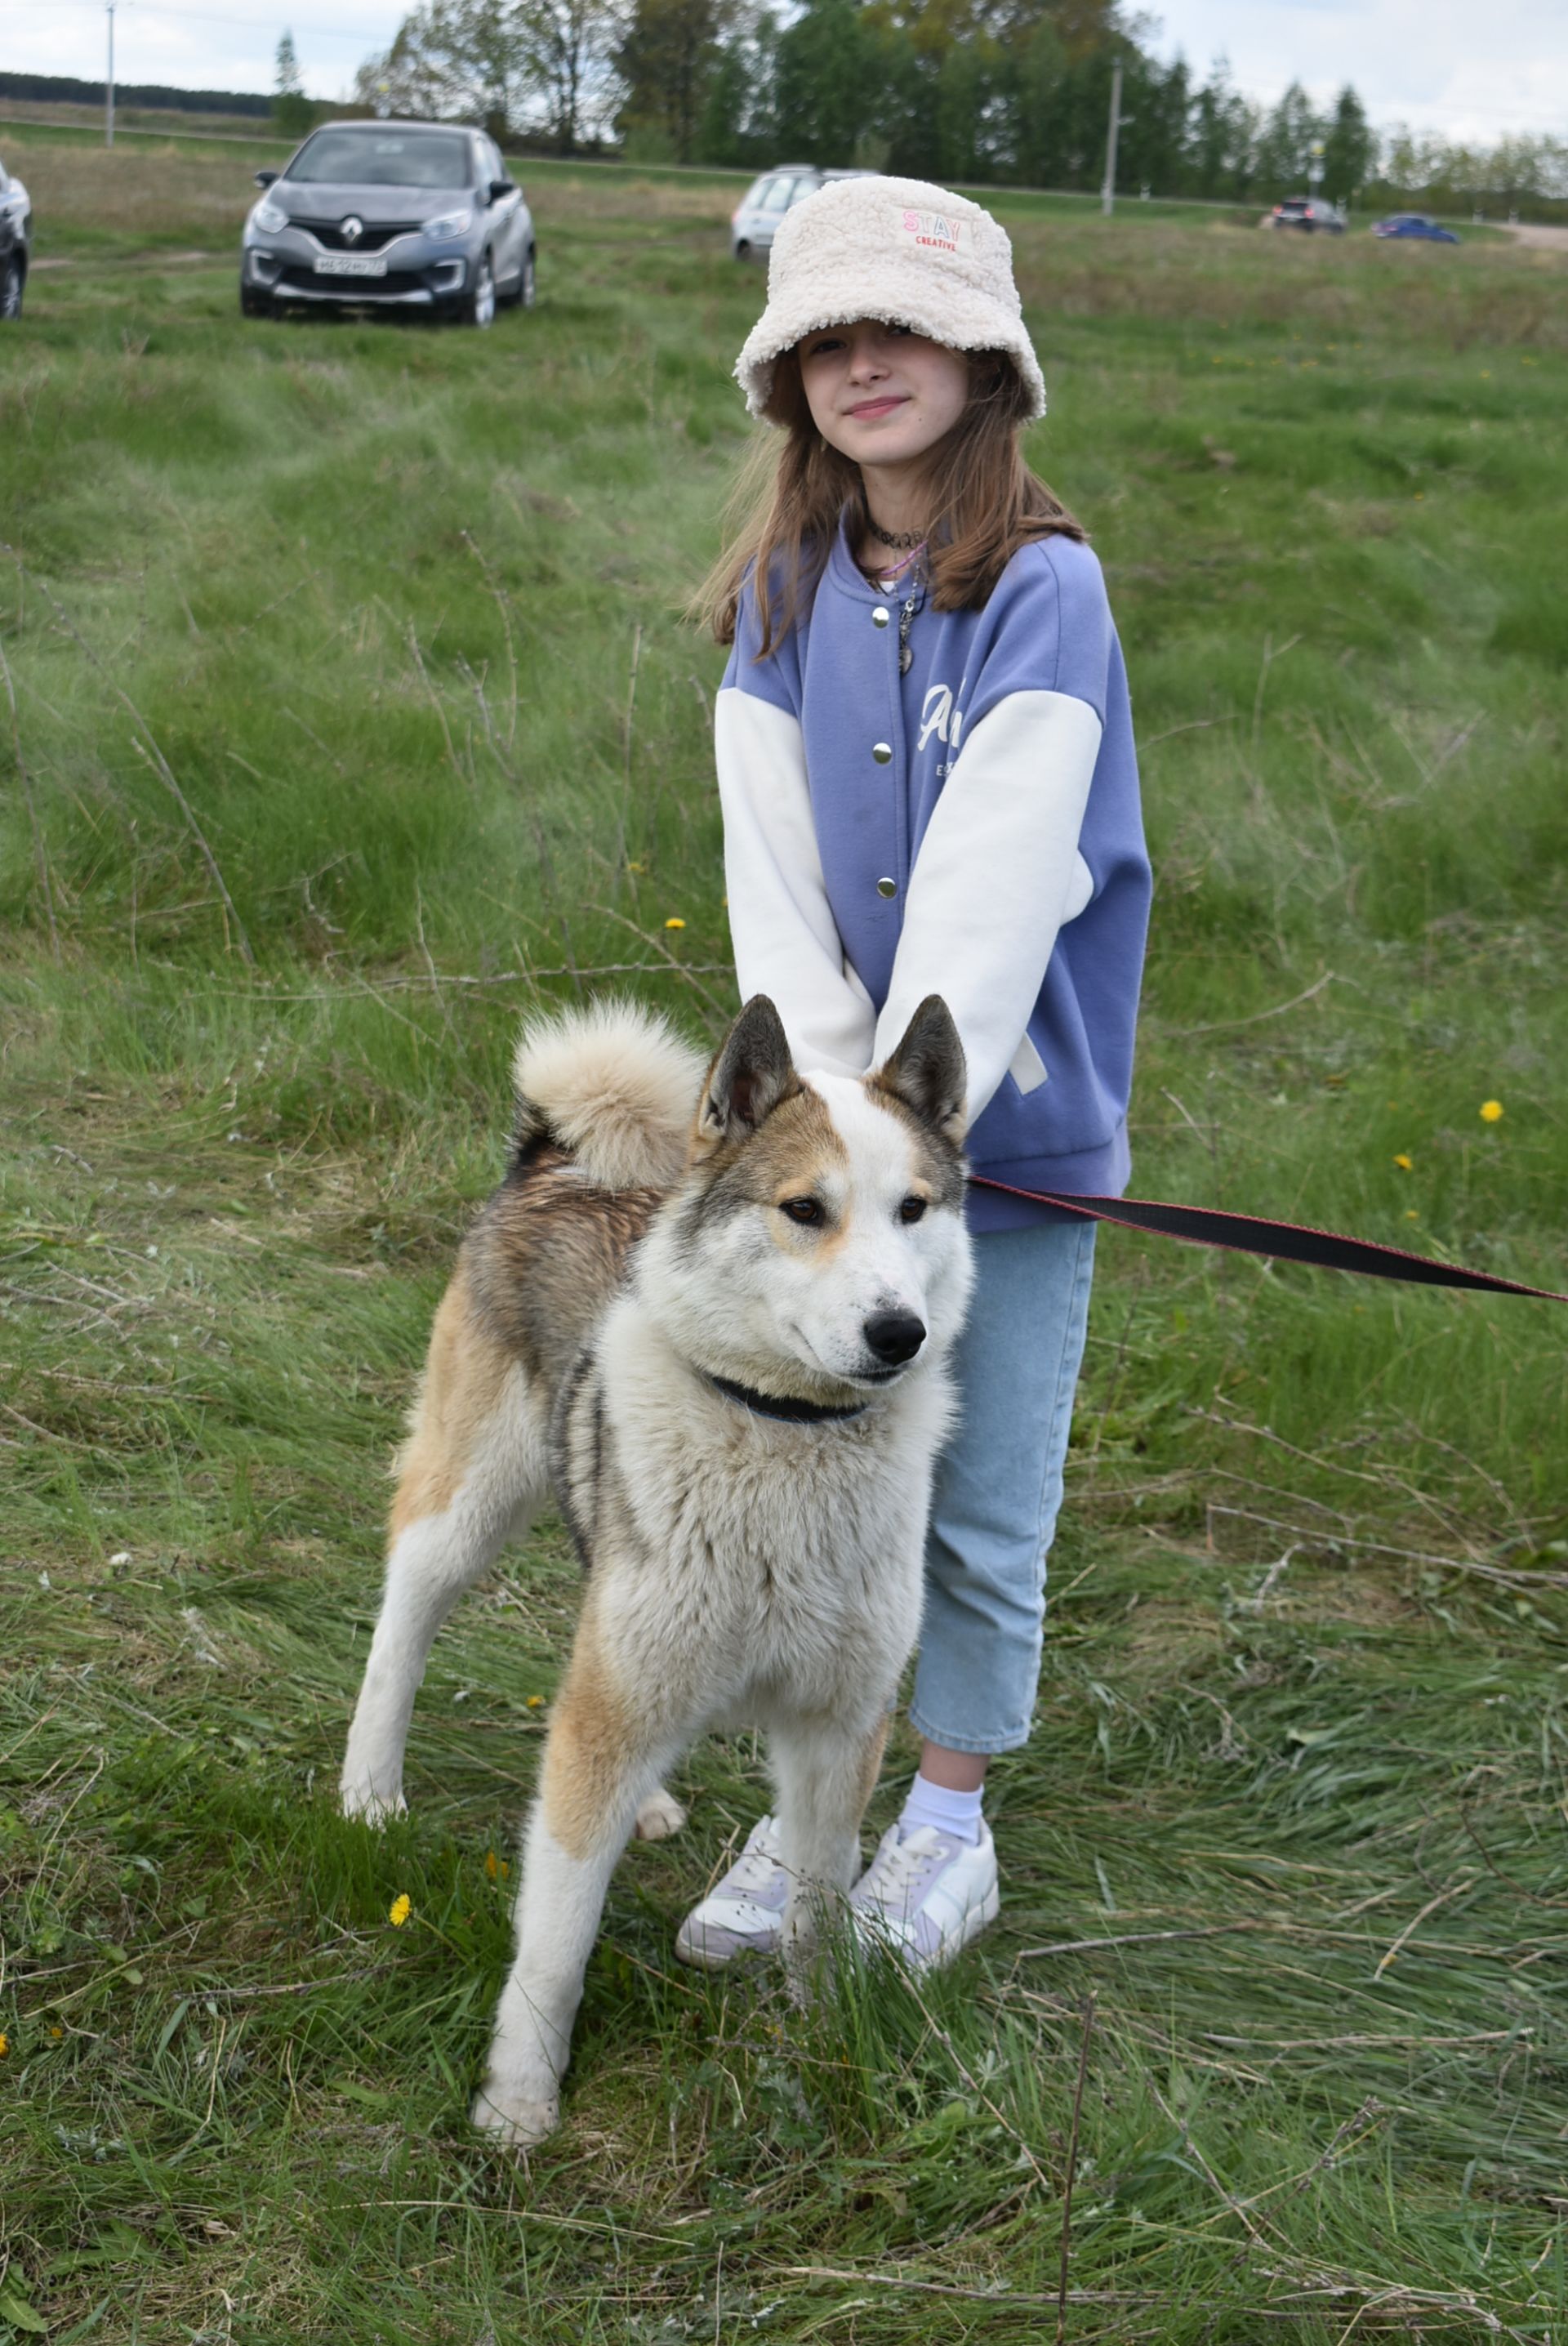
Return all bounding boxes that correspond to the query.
[896,582,921,674]
[857,554,925,672]
[865,516,928,551]
[875,539,926,584]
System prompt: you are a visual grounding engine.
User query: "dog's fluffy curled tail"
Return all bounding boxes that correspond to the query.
[512,1001,707,1192]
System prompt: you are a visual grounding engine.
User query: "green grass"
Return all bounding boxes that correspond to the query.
[2,132,1566,2344]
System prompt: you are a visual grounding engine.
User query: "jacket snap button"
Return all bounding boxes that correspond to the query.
[876,876,898,899]
[871,742,892,765]
[872,606,889,628]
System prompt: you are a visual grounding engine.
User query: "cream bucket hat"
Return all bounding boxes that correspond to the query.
[735,174,1045,425]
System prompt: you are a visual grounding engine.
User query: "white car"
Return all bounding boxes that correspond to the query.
[730,166,872,261]
[0,151,30,319]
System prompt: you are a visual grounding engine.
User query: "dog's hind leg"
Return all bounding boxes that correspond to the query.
[474,1615,679,2148]
[342,1286,546,1822]
[770,1711,889,1957]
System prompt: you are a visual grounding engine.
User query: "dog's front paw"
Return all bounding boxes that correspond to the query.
[340,1773,408,1825]
[634,1786,688,1842]
[471,2073,560,2148]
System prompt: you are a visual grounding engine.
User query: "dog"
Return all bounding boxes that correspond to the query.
[341,989,973,2145]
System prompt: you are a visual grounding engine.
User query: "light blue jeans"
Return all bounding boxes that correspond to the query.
[910,1220,1097,1755]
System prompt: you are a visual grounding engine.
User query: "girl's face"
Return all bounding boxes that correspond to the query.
[796,320,972,475]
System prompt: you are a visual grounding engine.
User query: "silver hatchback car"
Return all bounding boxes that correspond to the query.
[241,119,535,324]
[730,165,871,261]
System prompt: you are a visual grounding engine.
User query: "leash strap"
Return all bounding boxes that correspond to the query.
[968,1177,1568,1305]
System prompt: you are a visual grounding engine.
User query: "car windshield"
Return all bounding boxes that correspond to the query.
[288,130,471,188]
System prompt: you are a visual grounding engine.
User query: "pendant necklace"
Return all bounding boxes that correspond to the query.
[898,588,920,675]
[868,540,927,676]
[858,529,928,676]
[889,551,927,676]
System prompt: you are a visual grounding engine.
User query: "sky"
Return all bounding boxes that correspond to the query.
[2,0,1561,145]
[1149,0,1566,146]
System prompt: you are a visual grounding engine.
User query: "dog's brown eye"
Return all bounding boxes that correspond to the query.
[899,1196,928,1224]
[780,1197,823,1227]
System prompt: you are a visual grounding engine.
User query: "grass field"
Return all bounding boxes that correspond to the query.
[2,121,1567,2344]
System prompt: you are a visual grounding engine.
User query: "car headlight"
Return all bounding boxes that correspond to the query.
[252,198,288,234]
[423,207,473,243]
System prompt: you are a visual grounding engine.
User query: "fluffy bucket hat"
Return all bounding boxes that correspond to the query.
[735,174,1045,425]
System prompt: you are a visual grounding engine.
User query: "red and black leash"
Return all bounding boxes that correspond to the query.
[969,1177,1568,1305]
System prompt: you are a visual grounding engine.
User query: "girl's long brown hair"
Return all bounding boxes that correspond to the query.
[693,350,1084,658]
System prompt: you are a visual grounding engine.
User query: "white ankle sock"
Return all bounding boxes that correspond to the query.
[898,1772,984,1847]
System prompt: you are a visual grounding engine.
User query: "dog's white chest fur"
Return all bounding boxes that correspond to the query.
[590,1300,951,1724]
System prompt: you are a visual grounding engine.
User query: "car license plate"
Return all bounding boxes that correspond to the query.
[314,253,387,277]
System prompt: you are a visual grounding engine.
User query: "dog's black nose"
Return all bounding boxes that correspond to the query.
[862,1310,926,1367]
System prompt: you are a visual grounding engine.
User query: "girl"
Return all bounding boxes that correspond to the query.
[679,176,1152,1970]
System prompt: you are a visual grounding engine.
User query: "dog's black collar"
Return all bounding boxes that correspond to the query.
[704,1372,870,1426]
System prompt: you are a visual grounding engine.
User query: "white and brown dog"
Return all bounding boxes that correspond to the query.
[341,992,973,2144]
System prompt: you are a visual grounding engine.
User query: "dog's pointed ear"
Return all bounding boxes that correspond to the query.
[696,996,799,1149]
[874,997,968,1147]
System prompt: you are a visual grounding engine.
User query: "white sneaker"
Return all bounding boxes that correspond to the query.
[848,1819,1000,1971]
[675,1815,790,1969]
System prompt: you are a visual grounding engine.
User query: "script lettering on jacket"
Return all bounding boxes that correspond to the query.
[918,681,966,755]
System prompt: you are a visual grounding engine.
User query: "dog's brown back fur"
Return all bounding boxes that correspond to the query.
[463,1143,664,1391]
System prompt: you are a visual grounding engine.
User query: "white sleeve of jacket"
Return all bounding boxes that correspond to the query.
[871,689,1103,1127]
[716,685,877,1077]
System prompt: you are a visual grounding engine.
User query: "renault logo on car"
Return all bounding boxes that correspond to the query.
[341,216,363,245]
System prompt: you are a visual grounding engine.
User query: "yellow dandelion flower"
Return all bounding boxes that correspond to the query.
[0,2032,8,2057]
[1405,1210,1420,1221]
[484,1849,499,1880]
[1480,1099,1503,1123]
[664,917,686,930]
[526,1693,545,1709]
[1393,1153,1413,1171]
[389,1893,412,1928]
[49,2026,64,2041]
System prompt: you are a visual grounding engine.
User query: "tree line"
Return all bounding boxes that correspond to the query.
[346,0,1564,219]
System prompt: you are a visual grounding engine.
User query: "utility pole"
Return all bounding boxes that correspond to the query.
[1100,56,1122,218]
[105,2,116,149]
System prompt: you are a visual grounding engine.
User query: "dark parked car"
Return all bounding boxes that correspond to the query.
[1373,213,1460,243]
[241,118,534,324]
[1,151,31,318]
[1269,196,1345,234]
